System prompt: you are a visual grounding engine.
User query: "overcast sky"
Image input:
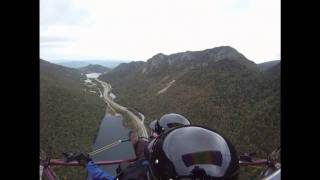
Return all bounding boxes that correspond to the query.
[40,0,280,63]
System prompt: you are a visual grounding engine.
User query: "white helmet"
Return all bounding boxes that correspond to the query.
[153,113,190,134]
[148,126,239,179]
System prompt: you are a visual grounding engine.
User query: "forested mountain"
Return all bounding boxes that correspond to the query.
[99,46,280,179]
[40,59,105,179]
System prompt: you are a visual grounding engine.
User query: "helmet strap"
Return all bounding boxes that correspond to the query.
[155,120,162,134]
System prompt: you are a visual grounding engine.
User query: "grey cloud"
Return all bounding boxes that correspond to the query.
[41,43,65,48]
[40,0,88,26]
[40,36,74,49]
[40,36,74,43]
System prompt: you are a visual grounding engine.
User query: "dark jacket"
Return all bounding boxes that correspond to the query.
[117,159,149,180]
[134,140,148,159]
[87,159,149,180]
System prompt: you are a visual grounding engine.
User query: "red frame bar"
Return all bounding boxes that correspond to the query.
[44,158,137,166]
[239,159,269,166]
[44,158,268,167]
[43,166,56,180]
[41,158,271,180]
[40,158,137,180]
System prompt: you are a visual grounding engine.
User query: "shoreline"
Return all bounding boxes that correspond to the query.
[95,78,149,138]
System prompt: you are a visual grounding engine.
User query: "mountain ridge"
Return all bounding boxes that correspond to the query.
[98,46,280,178]
[55,60,129,68]
[258,60,280,71]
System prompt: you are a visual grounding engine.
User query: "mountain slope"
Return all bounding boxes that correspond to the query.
[40,59,105,179]
[258,60,280,71]
[78,64,111,74]
[99,46,280,178]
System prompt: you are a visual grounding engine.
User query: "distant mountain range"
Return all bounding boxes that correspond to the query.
[55,60,130,69]
[78,64,111,74]
[99,46,280,178]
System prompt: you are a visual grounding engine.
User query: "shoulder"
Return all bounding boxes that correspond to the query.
[138,139,148,146]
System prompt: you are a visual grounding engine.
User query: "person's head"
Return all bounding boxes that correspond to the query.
[147,125,239,180]
[154,113,191,134]
[129,130,138,144]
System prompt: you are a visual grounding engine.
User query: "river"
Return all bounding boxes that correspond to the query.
[86,75,148,178]
[89,114,135,178]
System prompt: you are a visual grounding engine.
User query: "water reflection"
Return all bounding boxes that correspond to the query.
[89,114,135,178]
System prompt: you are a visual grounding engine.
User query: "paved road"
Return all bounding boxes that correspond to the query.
[95,78,148,138]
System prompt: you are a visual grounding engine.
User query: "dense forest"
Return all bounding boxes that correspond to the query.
[40,59,105,179]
